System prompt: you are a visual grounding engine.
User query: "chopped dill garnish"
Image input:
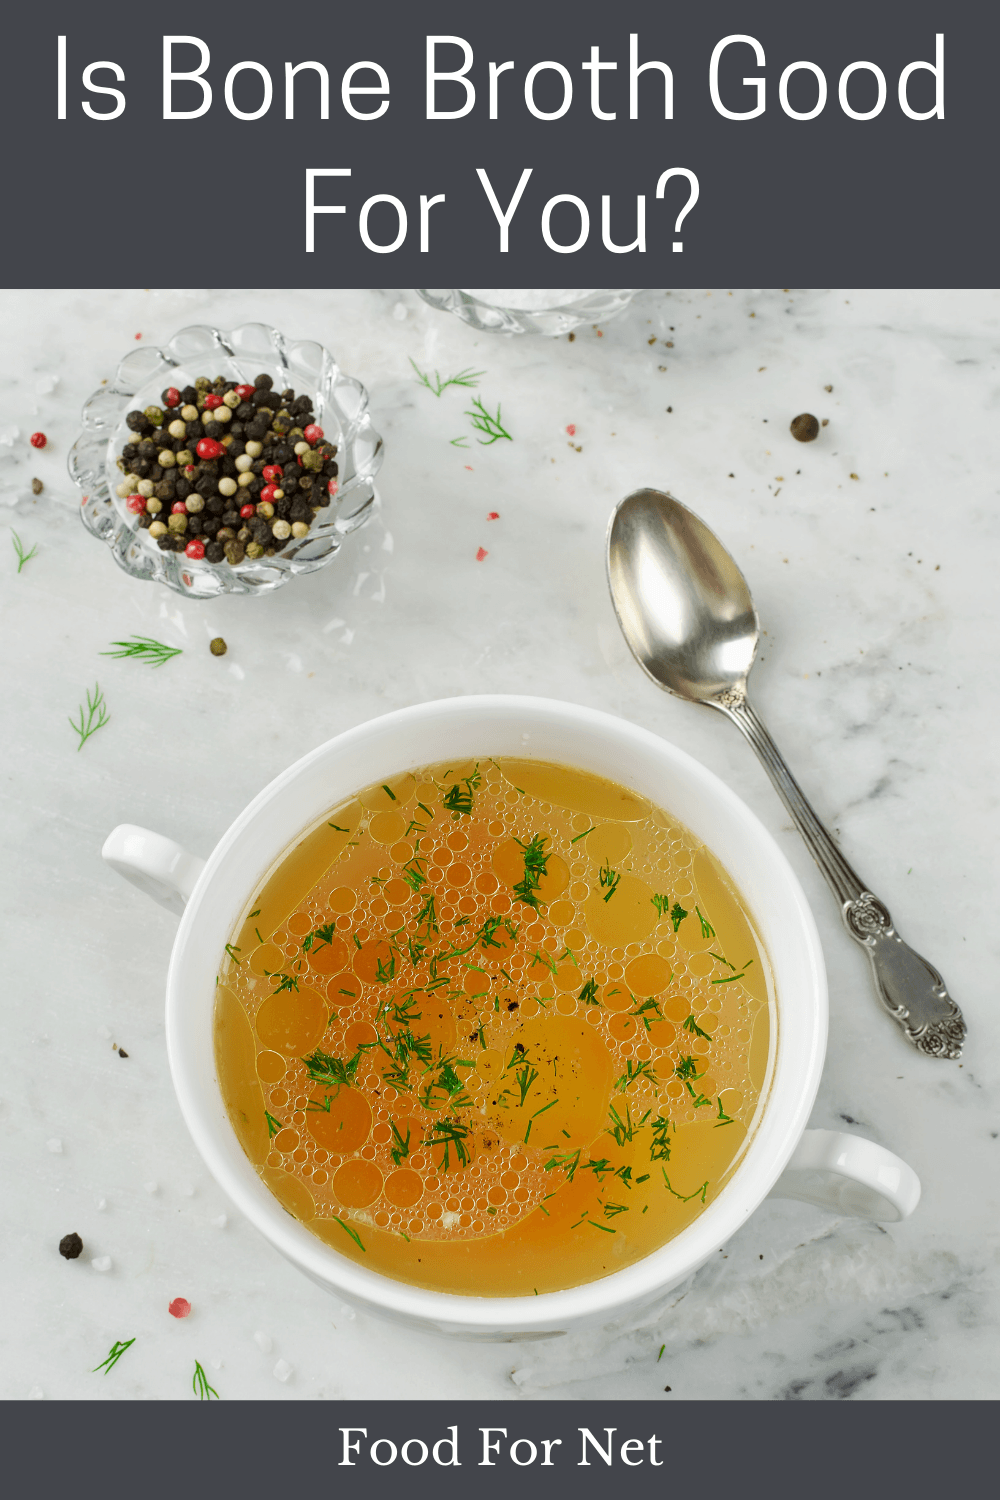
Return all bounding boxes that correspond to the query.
[302,1042,372,1095]
[696,906,715,939]
[588,1220,616,1233]
[682,1014,711,1040]
[192,1360,219,1400]
[657,1345,665,1362]
[332,1217,366,1251]
[224,943,241,966]
[649,1115,673,1161]
[328,822,350,832]
[570,826,596,844]
[710,951,737,971]
[513,834,549,909]
[606,1101,650,1147]
[662,1169,708,1204]
[578,977,600,1005]
[69,682,110,750]
[670,902,688,932]
[630,997,664,1030]
[615,1058,658,1091]
[465,396,512,445]
[271,972,299,993]
[389,1120,412,1165]
[93,1337,135,1374]
[401,857,428,892]
[423,1117,473,1171]
[543,1147,581,1181]
[598,860,621,902]
[264,1110,283,1138]
[302,921,337,952]
[415,893,439,936]
[381,783,397,801]
[102,634,183,668]
[375,952,397,984]
[603,1201,629,1219]
[409,358,485,397]
[441,765,481,818]
[531,948,557,973]
[715,1097,735,1127]
[651,893,670,919]
[711,960,754,986]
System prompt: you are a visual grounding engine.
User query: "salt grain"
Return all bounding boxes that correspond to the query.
[96,1197,107,1211]
[144,1181,159,1194]
[46,1138,63,1154]
[211,1213,227,1229]
[273,1359,293,1383]
[92,1255,112,1273]
[392,302,407,321]
[28,1387,44,1400]
[253,1331,273,1353]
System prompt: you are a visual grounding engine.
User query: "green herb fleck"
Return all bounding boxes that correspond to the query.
[662,1168,708,1204]
[570,826,596,844]
[93,1337,135,1374]
[696,906,715,939]
[578,977,600,1005]
[682,1014,711,1040]
[102,634,182,668]
[332,1217,366,1251]
[715,1096,735,1127]
[11,529,38,573]
[423,1117,473,1171]
[465,396,512,445]
[224,943,241,966]
[599,860,621,902]
[670,902,688,932]
[192,1360,219,1400]
[410,358,485,397]
[513,834,550,909]
[265,1110,283,1138]
[69,683,110,750]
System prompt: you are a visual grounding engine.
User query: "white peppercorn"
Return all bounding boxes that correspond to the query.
[218,477,237,497]
[168,419,187,440]
[158,449,176,468]
[213,405,232,424]
[237,471,255,488]
[146,497,163,515]
[168,512,188,533]
[138,479,155,498]
[181,404,199,422]
[291,521,310,538]
[235,453,253,472]
[185,494,205,513]
[257,501,275,517]
[176,449,193,466]
[148,520,168,538]
[223,390,240,409]
[245,440,263,458]
[272,519,291,540]
[294,441,309,455]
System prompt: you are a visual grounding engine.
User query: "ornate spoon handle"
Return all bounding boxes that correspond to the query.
[711,689,966,1059]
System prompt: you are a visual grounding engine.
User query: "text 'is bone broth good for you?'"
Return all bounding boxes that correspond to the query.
[215,758,774,1296]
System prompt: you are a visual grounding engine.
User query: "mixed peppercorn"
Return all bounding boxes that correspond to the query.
[115,373,339,566]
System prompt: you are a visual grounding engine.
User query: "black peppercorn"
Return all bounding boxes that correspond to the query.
[206,495,225,514]
[122,442,138,461]
[59,1232,84,1260]
[138,439,157,459]
[181,385,198,404]
[236,402,254,421]
[203,421,223,440]
[222,510,240,528]
[791,413,820,442]
[289,498,312,522]
[205,542,225,564]
[254,373,274,390]
[156,534,173,551]
[196,476,216,497]
[125,410,148,433]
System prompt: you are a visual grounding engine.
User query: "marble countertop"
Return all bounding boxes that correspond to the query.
[2,287,997,1402]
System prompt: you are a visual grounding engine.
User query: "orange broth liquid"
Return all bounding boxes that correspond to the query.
[215,758,774,1296]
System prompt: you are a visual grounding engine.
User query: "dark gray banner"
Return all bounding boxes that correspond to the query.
[0,0,987,284]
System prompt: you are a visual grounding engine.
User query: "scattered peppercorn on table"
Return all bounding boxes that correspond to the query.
[116,374,339,566]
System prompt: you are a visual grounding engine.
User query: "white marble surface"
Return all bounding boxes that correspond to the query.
[2,287,998,1402]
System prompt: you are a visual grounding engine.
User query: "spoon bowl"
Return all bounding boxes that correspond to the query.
[607,489,758,703]
[606,486,966,1059]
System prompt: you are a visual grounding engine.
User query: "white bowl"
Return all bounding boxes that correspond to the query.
[103,696,920,1340]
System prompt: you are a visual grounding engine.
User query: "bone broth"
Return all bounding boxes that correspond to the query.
[214,759,774,1296]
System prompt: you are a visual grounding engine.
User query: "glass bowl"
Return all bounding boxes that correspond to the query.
[416,289,642,336]
[68,323,383,598]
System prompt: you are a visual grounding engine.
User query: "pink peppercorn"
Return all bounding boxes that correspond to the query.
[203,393,223,410]
[235,384,254,400]
[168,1297,192,1318]
[565,424,576,436]
[171,500,187,514]
[184,541,205,561]
[303,423,324,444]
[476,547,488,562]
[164,387,181,408]
[262,464,283,481]
[259,484,277,504]
[30,431,47,449]
[196,438,224,460]
[126,495,146,514]
[327,479,339,498]
[487,511,499,520]
[240,503,256,518]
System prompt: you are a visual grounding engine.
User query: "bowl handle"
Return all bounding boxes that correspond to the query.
[102,824,206,917]
[768,1128,921,1222]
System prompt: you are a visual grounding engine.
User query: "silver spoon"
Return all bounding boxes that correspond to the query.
[607,487,966,1060]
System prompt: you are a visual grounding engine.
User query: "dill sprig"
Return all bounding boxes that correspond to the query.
[69,683,110,750]
[93,1337,135,1374]
[682,1013,711,1040]
[465,396,512,445]
[264,1110,283,1138]
[332,1217,366,1251]
[606,1101,650,1146]
[11,530,38,573]
[670,902,688,932]
[599,860,621,902]
[302,1043,372,1096]
[101,634,183,668]
[423,1116,473,1171]
[696,906,715,939]
[614,1058,659,1091]
[389,1120,412,1165]
[302,922,338,952]
[649,1115,673,1161]
[410,358,485,397]
[270,972,299,993]
[513,834,549,909]
[578,977,600,1005]
[192,1360,220,1400]
[441,764,482,818]
[651,893,670,919]
[662,1168,708,1204]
